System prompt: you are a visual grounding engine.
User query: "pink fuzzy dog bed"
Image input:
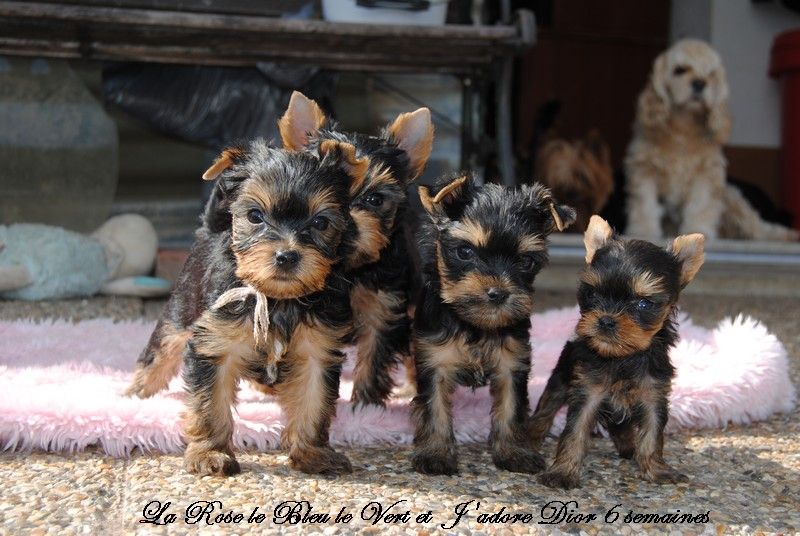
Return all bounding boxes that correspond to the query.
[0,307,795,457]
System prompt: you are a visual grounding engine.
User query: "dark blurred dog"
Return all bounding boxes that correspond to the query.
[536,131,614,233]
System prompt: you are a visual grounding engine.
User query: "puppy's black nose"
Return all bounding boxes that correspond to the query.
[692,78,706,92]
[274,250,300,269]
[486,287,509,304]
[598,315,616,331]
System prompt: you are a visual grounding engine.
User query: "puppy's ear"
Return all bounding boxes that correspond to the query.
[584,215,614,263]
[418,174,470,221]
[318,139,369,196]
[203,147,245,181]
[637,52,670,132]
[386,108,434,181]
[279,91,328,150]
[549,202,577,233]
[523,183,576,233]
[669,233,705,287]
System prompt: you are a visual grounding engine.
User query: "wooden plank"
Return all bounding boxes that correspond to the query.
[0,37,492,73]
[0,2,522,42]
[0,2,534,71]
[29,0,306,17]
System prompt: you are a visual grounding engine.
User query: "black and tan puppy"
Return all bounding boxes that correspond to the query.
[278,91,434,407]
[174,139,366,476]
[529,215,705,489]
[126,92,433,409]
[411,175,575,475]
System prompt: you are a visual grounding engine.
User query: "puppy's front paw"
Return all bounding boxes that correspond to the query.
[493,445,546,474]
[124,370,162,399]
[290,446,352,475]
[184,448,241,476]
[411,446,459,475]
[539,468,581,489]
[640,465,688,484]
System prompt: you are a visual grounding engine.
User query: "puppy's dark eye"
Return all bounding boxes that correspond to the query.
[673,65,688,76]
[247,209,264,224]
[637,298,655,311]
[365,193,384,207]
[520,255,537,271]
[456,245,475,261]
[311,216,329,231]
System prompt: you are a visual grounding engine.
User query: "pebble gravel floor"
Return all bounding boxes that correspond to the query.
[0,292,798,536]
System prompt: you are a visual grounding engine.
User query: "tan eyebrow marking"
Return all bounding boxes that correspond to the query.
[518,234,546,253]
[633,271,665,296]
[449,218,490,248]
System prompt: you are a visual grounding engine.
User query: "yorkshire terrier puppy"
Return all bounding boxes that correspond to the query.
[535,131,614,233]
[529,215,705,489]
[125,92,433,408]
[411,175,575,475]
[278,91,434,407]
[176,139,365,476]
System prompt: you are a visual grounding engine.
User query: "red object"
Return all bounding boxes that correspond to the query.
[770,29,800,230]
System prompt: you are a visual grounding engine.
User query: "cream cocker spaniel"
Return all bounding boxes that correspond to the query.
[625,39,797,241]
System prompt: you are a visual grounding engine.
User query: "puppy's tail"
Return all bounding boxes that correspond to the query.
[721,184,799,241]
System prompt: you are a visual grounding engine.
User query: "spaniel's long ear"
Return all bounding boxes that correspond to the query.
[707,101,732,144]
[278,91,328,150]
[707,66,732,143]
[636,53,670,133]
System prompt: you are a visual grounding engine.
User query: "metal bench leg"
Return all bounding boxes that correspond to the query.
[497,56,515,186]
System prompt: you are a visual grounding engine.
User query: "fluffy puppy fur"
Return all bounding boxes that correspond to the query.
[529,216,704,489]
[125,92,434,407]
[625,39,797,241]
[182,140,367,476]
[536,131,614,233]
[411,175,575,475]
[278,91,434,407]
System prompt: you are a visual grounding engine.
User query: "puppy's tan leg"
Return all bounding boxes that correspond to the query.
[528,373,569,450]
[275,323,351,475]
[489,337,545,474]
[605,418,636,459]
[626,175,663,239]
[539,387,604,489]
[183,313,255,477]
[126,322,190,398]
[410,338,460,475]
[350,285,407,407]
[634,397,688,484]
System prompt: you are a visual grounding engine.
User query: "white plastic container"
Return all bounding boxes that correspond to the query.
[322,0,449,26]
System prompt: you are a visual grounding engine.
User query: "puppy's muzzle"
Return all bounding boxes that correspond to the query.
[274,250,300,272]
